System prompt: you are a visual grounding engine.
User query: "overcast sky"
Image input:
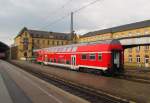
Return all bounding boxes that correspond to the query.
[0,0,150,46]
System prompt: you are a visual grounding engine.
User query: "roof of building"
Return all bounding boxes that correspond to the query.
[15,27,71,40]
[81,19,150,37]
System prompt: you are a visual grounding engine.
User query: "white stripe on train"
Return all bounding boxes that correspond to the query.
[48,51,111,54]
[44,62,108,71]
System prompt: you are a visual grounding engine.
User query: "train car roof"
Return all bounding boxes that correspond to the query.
[33,39,121,53]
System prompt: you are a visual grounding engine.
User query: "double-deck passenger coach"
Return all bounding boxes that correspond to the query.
[34,40,124,74]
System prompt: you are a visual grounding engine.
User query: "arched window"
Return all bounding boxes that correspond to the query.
[144,55,149,63]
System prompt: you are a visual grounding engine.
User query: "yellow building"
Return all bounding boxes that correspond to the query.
[79,20,150,69]
[14,27,75,60]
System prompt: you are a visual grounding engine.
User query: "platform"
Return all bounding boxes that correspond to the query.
[0,60,89,103]
[11,60,150,103]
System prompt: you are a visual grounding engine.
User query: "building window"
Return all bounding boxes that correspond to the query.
[128,55,132,63]
[144,55,149,63]
[23,38,29,44]
[144,45,149,51]
[98,53,102,60]
[48,40,50,45]
[81,54,87,60]
[136,55,140,63]
[89,54,95,60]
[144,29,149,35]
[57,41,59,45]
[128,32,132,36]
[59,41,61,45]
[136,31,140,35]
[136,46,140,52]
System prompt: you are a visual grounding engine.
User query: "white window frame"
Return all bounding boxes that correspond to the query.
[136,55,140,63]
[89,53,96,60]
[144,55,149,63]
[128,55,132,63]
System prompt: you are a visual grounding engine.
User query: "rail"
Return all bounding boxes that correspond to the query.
[10,61,130,103]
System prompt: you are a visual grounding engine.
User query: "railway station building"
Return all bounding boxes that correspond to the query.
[79,20,150,69]
[14,27,77,60]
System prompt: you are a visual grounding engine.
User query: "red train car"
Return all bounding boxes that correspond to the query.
[34,40,124,74]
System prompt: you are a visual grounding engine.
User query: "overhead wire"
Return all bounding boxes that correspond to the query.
[40,13,70,30]
[38,0,73,29]
[73,0,103,13]
[40,0,104,30]
[43,0,73,19]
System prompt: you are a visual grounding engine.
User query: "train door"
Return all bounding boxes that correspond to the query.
[71,55,76,69]
[112,51,121,72]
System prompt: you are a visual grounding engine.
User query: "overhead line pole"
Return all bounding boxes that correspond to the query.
[70,12,74,41]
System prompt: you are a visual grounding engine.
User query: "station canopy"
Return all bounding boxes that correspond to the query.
[0,41,9,52]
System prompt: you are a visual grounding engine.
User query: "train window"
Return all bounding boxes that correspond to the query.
[81,54,87,60]
[98,53,102,61]
[61,48,65,52]
[57,48,61,52]
[58,59,61,63]
[64,47,68,52]
[60,59,64,64]
[66,60,70,64]
[90,54,95,60]
[55,48,58,52]
[72,47,77,52]
[53,48,55,52]
[67,47,72,52]
[50,59,53,62]
[54,59,56,63]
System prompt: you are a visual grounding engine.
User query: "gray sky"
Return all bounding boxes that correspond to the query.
[0,0,150,46]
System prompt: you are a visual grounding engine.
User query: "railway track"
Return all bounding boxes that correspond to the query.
[10,62,130,103]
[115,74,150,84]
[76,68,150,84]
